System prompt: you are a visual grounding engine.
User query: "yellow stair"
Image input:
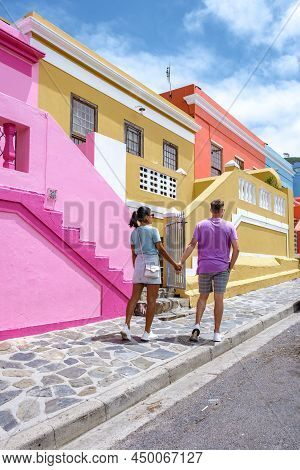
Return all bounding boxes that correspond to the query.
[182,255,300,307]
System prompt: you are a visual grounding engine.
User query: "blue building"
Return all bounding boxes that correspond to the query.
[284,156,300,197]
[264,145,295,191]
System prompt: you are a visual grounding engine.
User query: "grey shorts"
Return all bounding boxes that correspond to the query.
[132,254,161,285]
[198,270,230,294]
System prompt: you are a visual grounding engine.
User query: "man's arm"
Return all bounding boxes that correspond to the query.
[156,242,181,271]
[180,237,198,266]
[229,239,239,271]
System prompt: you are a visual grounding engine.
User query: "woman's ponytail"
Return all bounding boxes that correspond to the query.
[129,206,151,228]
[129,211,139,228]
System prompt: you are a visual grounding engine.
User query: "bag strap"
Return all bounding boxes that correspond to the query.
[136,227,146,264]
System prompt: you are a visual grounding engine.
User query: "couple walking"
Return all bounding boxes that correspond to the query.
[121,199,239,343]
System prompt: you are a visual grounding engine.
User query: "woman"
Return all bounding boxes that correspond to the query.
[121,206,182,342]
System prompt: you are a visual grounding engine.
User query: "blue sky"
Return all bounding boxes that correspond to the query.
[2,0,300,155]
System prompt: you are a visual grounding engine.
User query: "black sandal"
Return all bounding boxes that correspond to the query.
[189,328,200,342]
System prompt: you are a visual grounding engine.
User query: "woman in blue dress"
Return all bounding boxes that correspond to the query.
[121,206,182,342]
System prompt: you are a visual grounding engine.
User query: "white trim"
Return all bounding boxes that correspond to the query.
[17,16,200,138]
[232,208,289,254]
[184,93,295,177]
[31,38,196,144]
[265,147,295,178]
[211,139,223,149]
[234,155,245,162]
[126,199,180,219]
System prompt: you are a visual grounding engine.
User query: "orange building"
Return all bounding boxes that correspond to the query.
[161,84,266,179]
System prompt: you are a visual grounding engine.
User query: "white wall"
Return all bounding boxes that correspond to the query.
[94,133,127,201]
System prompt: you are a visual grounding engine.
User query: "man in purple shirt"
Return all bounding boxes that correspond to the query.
[179,199,239,342]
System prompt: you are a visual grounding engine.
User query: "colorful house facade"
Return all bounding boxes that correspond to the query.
[264,145,294,191]
[285,156,300,197]
[0,13,299,340]
[16,12,200,230]
[161,84,266,179]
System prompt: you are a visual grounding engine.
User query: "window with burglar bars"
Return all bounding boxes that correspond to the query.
[211,143,222,176]
[71,94,97,144]
[163,140,178,171]
[235,156,245,170]
[125,121,143,157]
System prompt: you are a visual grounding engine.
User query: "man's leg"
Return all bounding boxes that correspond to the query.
[213,292,224,333]
[212,270,230,339]
[190,273,212,342]
[195,293,210,325]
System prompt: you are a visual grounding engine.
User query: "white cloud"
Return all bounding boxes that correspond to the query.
[77,25,218,92]
[269,54,300,78]
[184,0,300,50]
[202,76,300,156]
[184,0,273,43]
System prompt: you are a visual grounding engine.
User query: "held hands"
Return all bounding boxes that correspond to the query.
[174,262,183,272]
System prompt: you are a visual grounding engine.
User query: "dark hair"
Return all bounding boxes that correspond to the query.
[210,199,224,213]
[129,206,151,228]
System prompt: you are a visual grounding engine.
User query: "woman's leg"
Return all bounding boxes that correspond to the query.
[125,283,144,328]
[145,284,160,333]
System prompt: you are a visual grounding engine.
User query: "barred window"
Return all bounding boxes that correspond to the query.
[211,144,222,176]
[163,140,178,171]
[235,156,245,170]
[125,121,143,157]
[71,94,97,144]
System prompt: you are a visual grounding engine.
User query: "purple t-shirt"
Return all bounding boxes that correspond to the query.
[193,218,238,274]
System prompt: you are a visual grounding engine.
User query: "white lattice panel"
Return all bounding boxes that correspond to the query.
[239,178,256,204]
[139,166,177,199]
[274,195,286,216]
[259,188,271,210]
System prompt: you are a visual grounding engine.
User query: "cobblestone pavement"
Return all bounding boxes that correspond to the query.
[0,279,299,442]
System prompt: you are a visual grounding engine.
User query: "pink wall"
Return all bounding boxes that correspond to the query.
[45,116,133,281]
[0,211,101,332]
[0,20,42,106]
[0,20,133,338]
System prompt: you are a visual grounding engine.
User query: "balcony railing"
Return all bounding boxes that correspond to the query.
[0,123,17,170]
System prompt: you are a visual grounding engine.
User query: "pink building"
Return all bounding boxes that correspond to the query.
[0,20,133,340]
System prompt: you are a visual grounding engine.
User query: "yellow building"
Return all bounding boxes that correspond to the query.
[17,12,199,236]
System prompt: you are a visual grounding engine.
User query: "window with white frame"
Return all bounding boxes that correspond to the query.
[259,188,272,210]
[235,156,244,170]
[211,143,222,176]
[71,94,97,144]
[139,166,176,199]
[125,121,143,157]
[239,178,256,204]
[274,195,286,216]
[163,140,178,171]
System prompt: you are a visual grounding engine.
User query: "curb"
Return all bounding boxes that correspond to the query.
[1,301,299,450]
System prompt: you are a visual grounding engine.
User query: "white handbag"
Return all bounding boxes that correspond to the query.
[137,228,161,279]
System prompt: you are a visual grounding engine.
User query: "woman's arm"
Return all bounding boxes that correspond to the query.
[131,245,137,267]
[155,242,181,271]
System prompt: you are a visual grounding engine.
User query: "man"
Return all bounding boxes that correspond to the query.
[179,199,239,342]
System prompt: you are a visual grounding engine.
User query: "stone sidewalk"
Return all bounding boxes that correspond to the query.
[0,279,299,444]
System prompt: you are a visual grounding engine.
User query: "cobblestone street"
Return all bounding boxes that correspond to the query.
[0,279,299,442]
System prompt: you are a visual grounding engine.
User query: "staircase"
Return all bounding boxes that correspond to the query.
[0,185,132,338]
